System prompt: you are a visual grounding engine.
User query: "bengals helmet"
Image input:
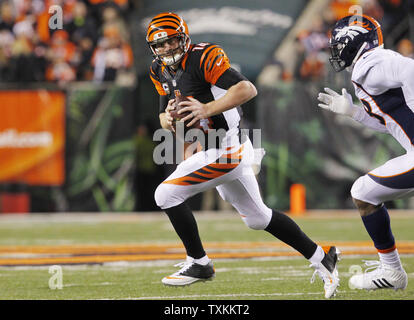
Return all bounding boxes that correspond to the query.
[329,14,383,72]
[146,12,191,66]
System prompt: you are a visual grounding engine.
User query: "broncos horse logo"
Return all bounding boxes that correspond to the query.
[334,25,368,42]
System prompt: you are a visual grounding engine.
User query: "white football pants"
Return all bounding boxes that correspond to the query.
[154,137,272,230]
[351,152,414,205]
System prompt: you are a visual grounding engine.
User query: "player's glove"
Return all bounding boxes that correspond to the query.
[317,87,358,117]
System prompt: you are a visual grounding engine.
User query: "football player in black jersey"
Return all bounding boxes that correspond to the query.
[146,12,340,298]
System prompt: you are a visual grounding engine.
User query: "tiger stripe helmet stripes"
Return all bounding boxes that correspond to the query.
[146,12,191,66]
[146,12,189,43]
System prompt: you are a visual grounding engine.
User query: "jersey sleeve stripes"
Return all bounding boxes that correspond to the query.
[198,44,230,84]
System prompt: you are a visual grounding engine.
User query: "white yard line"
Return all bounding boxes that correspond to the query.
[122,292,324,300]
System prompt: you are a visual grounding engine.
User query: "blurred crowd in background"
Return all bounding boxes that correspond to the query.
[290,0,414,82]
[0,0,135,84]
[0,0,412,84]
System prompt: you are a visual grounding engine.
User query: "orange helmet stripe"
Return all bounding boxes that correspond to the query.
[363,14,383,46]
[347,14,383,46]
[360,14,383,46]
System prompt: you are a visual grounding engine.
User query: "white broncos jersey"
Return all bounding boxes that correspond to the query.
[351,48,414,152]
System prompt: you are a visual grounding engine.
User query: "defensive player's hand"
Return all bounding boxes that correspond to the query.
[317,87,357,117]
[165,99,176,132]
[178,97,210,127]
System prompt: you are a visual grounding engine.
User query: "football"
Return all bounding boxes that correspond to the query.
[170,94,201,133]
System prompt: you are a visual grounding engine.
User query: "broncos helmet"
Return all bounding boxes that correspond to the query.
[329,14,383,72]
[146,12,191,66]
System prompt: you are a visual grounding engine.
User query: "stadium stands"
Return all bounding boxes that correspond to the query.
[0,0,134,83]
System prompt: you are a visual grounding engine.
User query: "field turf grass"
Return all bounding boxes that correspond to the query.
[0,211,413,301]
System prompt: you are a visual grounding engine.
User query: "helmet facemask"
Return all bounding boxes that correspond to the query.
[329,40,347,72]
[149,33,190,67]
[329,37,369,72]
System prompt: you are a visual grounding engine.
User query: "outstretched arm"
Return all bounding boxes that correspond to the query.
[317,87,388,133]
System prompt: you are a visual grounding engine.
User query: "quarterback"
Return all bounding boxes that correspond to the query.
[318,14,412,290]
[147,12,340,298]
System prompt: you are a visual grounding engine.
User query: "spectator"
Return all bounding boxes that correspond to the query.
[48,30,78,63]
[299,52,326,81]
[45,55,77,83]
[9,18,45,81]
[0,0,133,83]
[100,3,128,42]
[91,24,133,82]
[0,1,15,32]
[76,35,95,80]
[45,30,78,83]
[0,30,14,80]
[66,0,98,44]
[295,18,329,81]
[397,38,414,58]
[300,18,329,54]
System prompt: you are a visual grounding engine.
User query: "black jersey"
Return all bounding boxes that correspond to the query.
[149,43,247,134]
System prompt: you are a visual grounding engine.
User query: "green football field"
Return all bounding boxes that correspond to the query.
[0,211,413,301]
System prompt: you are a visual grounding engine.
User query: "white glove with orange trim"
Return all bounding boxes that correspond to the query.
[317,87,359,118]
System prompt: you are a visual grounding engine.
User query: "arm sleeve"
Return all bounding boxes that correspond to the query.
[352,106,389,133]
[215,67,248,89]
[159,95,168,114]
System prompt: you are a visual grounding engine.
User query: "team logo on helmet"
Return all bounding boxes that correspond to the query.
[334,25,368,42]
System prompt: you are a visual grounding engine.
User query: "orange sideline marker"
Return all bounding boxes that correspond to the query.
[290,183,306,215]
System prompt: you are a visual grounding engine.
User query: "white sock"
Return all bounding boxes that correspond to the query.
[378,249,403,271]
[193,255,210,266]
[308,245,325,265]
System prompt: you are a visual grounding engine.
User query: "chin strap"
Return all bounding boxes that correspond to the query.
[351,41,368,66]
[349,43,384,71]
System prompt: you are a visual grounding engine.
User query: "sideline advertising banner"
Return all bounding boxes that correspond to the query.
[0,90,65,186]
